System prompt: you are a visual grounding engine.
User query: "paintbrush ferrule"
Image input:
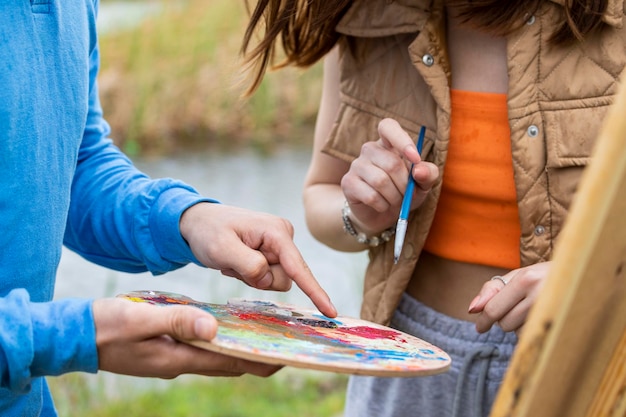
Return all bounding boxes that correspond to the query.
[394,218,408,263]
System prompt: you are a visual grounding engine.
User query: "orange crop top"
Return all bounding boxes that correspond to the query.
[423,89,521,269]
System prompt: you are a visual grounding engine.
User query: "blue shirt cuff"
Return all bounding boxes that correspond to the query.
[30,298,98,378]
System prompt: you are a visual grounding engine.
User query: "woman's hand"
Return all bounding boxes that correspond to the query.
[468,262,552,334]
[340,118,439,234]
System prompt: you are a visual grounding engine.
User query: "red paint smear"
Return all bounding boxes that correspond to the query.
[230,311,328,337]
[234,311,290,326]
[337,326,407,342]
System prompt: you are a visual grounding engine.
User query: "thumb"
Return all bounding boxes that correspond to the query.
[155,305,218,342]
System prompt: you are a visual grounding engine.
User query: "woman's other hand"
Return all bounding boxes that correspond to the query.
[468,262,551,334]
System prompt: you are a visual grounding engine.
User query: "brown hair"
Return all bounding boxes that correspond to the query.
[241,0,609,94]
[448,0,609,43]
[241,0,351,94]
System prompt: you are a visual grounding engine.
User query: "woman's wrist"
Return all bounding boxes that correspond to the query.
[341,201,394,247]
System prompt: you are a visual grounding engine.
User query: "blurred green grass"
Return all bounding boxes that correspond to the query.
[49,371,347,416]
[97,0,323,157]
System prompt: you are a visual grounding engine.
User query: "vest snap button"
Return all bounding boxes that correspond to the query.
[534,225,545,236]
[527,125,539,137]
[526,15,536,25]
[422,54,434,67]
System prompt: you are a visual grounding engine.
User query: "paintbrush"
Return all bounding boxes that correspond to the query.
[393,126,426,264]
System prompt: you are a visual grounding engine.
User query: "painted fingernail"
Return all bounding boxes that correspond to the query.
[468,295,481,314]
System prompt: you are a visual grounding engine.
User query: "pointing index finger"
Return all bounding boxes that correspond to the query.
[279,246,337,318]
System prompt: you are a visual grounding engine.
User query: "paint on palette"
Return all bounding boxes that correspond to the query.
[118,290,451,377]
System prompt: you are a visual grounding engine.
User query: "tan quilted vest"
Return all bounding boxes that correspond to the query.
[322,0,626,325]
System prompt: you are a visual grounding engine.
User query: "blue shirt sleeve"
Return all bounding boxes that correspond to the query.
[0,289,97,393]
[63,32,218,275]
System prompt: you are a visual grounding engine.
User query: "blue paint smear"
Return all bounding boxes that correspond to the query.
[312,314,344,326]
[354,348,449,362]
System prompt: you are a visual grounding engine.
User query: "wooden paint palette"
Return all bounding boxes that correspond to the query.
[118,290,451,377]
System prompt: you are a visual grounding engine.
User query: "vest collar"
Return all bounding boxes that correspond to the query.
[337,0,624,36]
[549,0,623,27]
[336,0,433,36]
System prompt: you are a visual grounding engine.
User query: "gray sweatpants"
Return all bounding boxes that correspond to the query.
[344,293,518,417]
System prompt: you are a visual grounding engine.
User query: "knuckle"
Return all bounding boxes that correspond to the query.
[499,322,514,333]
[482,303,499,321]
[278,217,294,236]
[516,269,543,286]
[385,157,407,178]
[115,303,136,327]
[360,192,382,211]
[368,171,388,190]
[430,163,440,178]
[168,307,190,337]
[361,141,377,154]
[340,174,354,190]
[248,265,269,285]
[497,317,516,333]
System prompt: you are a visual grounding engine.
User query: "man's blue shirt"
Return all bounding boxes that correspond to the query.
[0,1,214,414]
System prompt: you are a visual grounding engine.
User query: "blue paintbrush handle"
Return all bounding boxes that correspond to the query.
[398,126,426,220]
[394,125,426,263]
[398,178,415,220]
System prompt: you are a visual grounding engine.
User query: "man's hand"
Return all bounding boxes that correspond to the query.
[179,203,337,318]
[94,298,281,378]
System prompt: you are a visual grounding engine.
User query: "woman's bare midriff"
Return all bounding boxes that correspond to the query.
[406,251,510,322]
[405,9,512,322]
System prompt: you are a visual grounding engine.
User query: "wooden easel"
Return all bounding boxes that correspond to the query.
[490,75,626,416]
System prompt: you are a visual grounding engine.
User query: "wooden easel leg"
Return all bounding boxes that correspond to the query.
[489,72,626,417]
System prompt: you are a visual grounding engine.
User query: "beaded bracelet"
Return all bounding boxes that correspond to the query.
[341,201,395,247]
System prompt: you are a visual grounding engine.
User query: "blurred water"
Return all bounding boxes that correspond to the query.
[59,1,367,317]
[55,149,367,318]
[96,1,163,34]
